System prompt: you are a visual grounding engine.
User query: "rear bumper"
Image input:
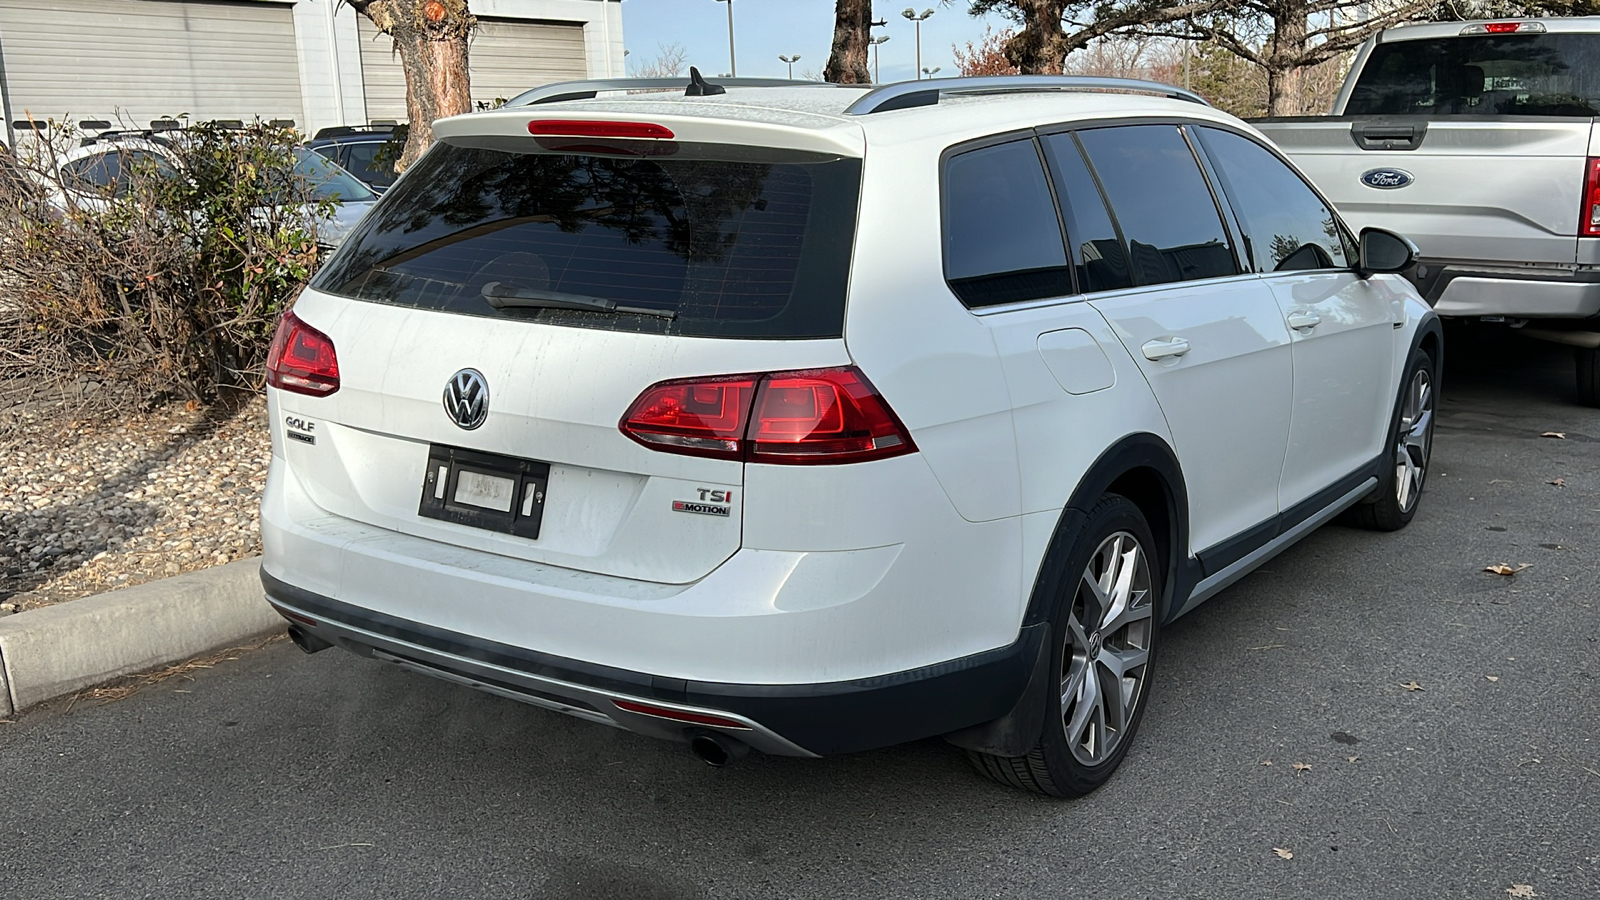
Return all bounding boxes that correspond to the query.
[262,569,1045,756]
[1409,260,1600,318]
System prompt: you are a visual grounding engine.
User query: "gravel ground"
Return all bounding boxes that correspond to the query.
[0,396,268,613]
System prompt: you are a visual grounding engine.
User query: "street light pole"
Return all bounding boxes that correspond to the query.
[714,0,736,77]
[869,35,890,84]
[902,8,934,81]
[870,18,896,84]
[922,66,940,78]
[778,54,800,79]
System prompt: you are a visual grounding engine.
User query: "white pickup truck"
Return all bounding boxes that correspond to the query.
[1252,16,1600,405]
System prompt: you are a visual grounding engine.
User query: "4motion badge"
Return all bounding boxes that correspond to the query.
[673,488,734,517]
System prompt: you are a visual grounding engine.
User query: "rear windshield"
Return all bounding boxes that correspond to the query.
[1347,33,1600,116]
[312,138,861,339]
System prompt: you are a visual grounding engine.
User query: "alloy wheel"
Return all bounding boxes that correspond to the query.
[1395,367,1433,513]
[1062,531,1154,766]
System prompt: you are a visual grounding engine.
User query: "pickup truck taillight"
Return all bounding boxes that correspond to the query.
[1584,158,1600,238]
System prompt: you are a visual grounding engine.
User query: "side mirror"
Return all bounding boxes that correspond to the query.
[1357,227,1418,277]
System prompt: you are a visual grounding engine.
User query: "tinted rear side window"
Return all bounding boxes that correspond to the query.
[1075,125,1238,287]
[942,138,1074,308]
[1040,133,1134,293]
[1347,34,1600,116]
[1195,128,1352,273]
[341,142,398,189]
[313,140,861,339]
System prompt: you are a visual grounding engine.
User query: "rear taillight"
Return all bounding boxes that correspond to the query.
[265,311,339,396]
[1583,157,1600,238]
[618,374,757,460]
[620,366,916,465]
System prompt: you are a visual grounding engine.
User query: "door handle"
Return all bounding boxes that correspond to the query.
[1286,311,1322,331]
[1141,336,1191,361]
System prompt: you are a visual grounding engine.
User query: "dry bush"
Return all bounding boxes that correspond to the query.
[0,121,335,410]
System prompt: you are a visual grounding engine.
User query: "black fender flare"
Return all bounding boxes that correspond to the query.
[1023,433,1190,627]
[945,433,1189,757]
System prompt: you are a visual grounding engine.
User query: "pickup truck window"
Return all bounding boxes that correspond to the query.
[1194,127,1352,274]
[1076,125,1238,288]
[1347,34,1600,117]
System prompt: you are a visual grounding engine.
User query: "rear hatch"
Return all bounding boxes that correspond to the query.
[278,108,864,584]
[1254,28,1599,264]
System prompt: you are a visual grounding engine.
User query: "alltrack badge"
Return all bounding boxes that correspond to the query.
[444,369,490,430]
[1360,168,1415,190]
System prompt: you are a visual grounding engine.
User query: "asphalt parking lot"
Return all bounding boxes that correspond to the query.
[2,323,1596,899]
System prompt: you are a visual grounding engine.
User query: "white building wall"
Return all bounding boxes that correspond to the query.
[293,0,623,135]
[291,0,369,134]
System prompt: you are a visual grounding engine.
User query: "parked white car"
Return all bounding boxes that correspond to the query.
[48,136,376,247]
[261,74,1442,796]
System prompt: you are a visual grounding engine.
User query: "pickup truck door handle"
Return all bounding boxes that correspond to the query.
[1141,336,1191,361]
[1286,311,1322,331]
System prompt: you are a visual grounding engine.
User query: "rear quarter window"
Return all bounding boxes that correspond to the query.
[312,139,861,339]
[941,137,1075,308]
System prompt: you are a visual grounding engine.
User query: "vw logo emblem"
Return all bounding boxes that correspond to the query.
[1361,168,1414,190]
[443,369,489,430]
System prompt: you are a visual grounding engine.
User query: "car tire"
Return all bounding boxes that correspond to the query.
[967,494,1160,798]
[1577,346,1599,408]
[1345,345,1436,532]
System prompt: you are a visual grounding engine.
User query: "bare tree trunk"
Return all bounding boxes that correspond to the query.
[1264,7,1309,116]
[1006,0,1068,74]
[349,0,475,171]
[824,0,872,84]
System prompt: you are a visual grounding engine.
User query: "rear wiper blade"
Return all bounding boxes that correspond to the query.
[481,282,677,319]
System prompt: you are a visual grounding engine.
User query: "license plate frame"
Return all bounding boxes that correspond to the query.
[418,444,550,540]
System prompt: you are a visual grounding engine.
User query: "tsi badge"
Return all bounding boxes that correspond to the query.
[673,488,734,517]
[1360,168,1414,190]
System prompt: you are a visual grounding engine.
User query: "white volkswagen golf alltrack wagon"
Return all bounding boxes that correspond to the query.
[261,73,1442,796]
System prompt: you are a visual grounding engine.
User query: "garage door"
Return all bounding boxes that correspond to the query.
[0,0,303,131]
[358,17,587,122]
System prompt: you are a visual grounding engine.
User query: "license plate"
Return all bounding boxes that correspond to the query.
[418,445,549,539]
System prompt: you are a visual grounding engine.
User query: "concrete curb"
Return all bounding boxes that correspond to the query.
[0,558,278,716]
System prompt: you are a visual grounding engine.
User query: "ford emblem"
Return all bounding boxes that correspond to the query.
[1361,168,1414,190]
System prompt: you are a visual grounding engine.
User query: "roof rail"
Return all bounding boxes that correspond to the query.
[312,124,400,140]
[505,76,832,107]
[843,76,1211,115]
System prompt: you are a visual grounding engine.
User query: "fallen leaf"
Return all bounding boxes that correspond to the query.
[1346,756,1360,763]
[1507,885,1537,898]
[1273,847,1294,860]
[1484,563,1531,576]
[1540,432,1566,439]
[1292,762,1313,773]
[1486,675,1500,682]
[1260,759,1273,766]
[1401,681,1425,692]
[1546,478,1565,488]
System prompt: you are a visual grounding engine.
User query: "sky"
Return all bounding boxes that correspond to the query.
[616,1,1011,84]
